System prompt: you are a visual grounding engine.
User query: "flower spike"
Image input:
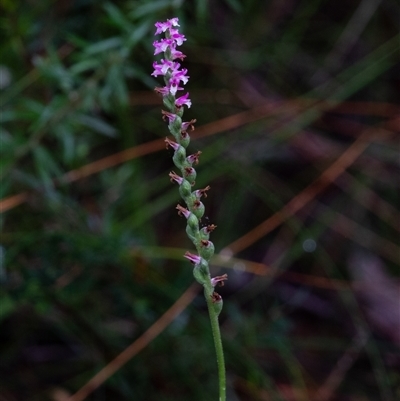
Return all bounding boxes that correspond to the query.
[153,16,226,286]
[153,20,227,399]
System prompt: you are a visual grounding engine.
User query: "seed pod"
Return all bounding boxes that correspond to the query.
[192,200,205,219]
[183,167,196,185]
[199,239,215,260]
[211,292,223,316]
[179,179,192,199]
[187,212,199,232]
[173,145,187,168]
[179,131,190,148]
[193,258,210,286]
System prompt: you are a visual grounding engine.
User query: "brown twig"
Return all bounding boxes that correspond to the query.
[313,330,368,401]
[223,120,394,255]
[65,283,199,401]
[2,98,397,214]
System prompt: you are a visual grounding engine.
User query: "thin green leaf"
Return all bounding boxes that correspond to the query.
[76,114,118,137]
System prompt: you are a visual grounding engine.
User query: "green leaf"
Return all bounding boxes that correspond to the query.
[70,58,100,75]
[76,113,118,137]
[54,123,75,164]
[85,37,123,55]
[104,2,133,32]
[128,0,176,19]
[33,145,63,178]
[126,20,152,48]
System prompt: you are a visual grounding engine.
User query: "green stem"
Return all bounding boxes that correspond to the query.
[205,288,226,401]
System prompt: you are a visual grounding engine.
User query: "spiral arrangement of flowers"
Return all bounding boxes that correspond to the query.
[152,18,227,309]
[152,18,227,400]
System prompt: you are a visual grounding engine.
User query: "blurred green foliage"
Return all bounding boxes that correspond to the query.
[1,0,399,400]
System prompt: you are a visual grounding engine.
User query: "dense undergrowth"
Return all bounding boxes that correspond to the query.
[1,1,399,400]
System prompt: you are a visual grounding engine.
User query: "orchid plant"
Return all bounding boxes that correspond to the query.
[152,18,227,401]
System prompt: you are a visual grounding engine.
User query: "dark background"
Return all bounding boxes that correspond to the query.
[1,1,399,400]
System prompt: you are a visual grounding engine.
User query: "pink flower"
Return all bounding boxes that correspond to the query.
[184,251,201,265]
[181,119,196,133]
[162,110,177,124]
[155,18,180,35]
[187,151,202,165]
[169,81,183,96]
[176,204,191,219]
[169,28,186,46]
[151,59,174,77]
[175,92,191,108]
[165,137,179,150]
[170,48,186,60]
[153,18,190,102]
[153,39,174,55]
[211,274,228,287]
[171,68,189,85]
[193,186,210,198]
[169,171,183,185]
[154,86,172,96]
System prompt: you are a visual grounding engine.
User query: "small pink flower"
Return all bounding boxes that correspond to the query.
[170,48,186,60]
[168,67,189,95]
[184,251,201,265]
[176,204,191,219]
[155,86,172,96]
[169,171,183,185]
[155,18,180,35]
[165,137,179,150]
[153,38,175,55]
[175,92,191,108]
[168,80,181,96]
[171,68,189,85]
[187,151,202,165]
[193,186,210,198]
[162,110,177,124]
[211,274,228,287]
[181,119,196,133]
[169,28,186,46]
[151,59,174,76]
